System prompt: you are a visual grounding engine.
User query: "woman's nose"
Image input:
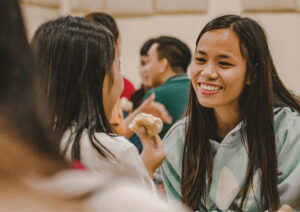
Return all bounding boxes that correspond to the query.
[201,64,218,79]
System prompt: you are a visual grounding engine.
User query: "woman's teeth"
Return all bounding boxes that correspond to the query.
[200,83,221,91]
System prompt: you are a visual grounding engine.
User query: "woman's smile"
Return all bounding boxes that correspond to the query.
[198,82,223,95]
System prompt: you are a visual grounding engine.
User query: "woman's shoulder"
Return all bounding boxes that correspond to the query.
[273,108,300,193]
[81,132,142,173]
[274,107,300,132]
[160,118,188,197]
[61,129,137,160]
[93,133,138,156]
[273,107,300,150]
[163,117,188,144]
[162,117,188,163]
[94,134,152,190]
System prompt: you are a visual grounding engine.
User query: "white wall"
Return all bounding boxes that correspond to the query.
[21,0,300,93]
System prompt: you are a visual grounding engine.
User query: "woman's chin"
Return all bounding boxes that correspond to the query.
[197,98,218,109]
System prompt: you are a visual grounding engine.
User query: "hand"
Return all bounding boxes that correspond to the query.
[137,127,166,179]
[277,205,293,212]
[138,93,172,124]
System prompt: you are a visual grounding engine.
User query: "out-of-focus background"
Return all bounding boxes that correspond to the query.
[21,0,300,93]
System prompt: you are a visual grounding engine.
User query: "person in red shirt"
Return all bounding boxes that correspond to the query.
[121,77,135,100]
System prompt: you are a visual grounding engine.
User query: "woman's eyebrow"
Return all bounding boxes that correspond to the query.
[196,50,207,55]
[218,54,230,59]
[196,50,236,60]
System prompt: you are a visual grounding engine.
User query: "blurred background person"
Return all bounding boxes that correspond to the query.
[130,38,156,110]
[143,36,192,139]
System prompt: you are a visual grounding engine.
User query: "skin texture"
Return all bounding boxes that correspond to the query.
[190,29,250,138]
[136,127,165,179]
[103,52,124,120]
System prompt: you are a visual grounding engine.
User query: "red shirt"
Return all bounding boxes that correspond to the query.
[121,77,135,100]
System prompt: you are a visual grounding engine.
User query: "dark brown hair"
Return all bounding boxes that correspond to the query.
[31,16,116,161]
[0,0,68,173]
[86,12,119,42]
[182,15,300,211]
[154,36,191,74]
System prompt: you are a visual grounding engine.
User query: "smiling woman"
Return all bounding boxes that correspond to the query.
[191,28,249,113]
[161,15,300,211]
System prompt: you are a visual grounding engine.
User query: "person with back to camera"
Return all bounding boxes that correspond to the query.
[31,16,166,192]
[161,15,300,211]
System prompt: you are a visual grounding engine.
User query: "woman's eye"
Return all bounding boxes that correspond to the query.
[219,61,232,67]
[195,57,206,63]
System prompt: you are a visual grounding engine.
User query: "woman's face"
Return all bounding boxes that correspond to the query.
[103,52,124,119]
[190,28,249,111]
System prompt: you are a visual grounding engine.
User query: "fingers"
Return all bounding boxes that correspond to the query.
[151,135,163,148]
[152,135,166,161]
[136,127,147,140]
[136,128,163,149]
[152,102,172,124]
[136,127,151,148]
[139,132,166,176]
[139,95,173,124]
[138,93,155,114]
[162,112,172,124]
[143,93,155,107]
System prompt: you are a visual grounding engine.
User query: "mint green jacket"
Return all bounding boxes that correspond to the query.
[161,107,300,211]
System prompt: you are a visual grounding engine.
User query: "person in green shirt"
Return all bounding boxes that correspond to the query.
[161,15,300,211]
[143,36,191,139]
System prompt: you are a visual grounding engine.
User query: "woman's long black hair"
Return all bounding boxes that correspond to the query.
[31,16,116,161]
[182,15,300,211]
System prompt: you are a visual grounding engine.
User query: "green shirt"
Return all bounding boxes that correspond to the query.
[144,74,190,139]
[161,107,300,211]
